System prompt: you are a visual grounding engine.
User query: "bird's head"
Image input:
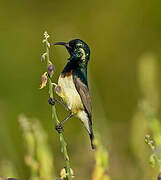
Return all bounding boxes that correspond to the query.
[54,39,90,63]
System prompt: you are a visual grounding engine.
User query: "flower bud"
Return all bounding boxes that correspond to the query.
[42,39,46,43]
[60,168,67,179]
[55,85,61,94]
[41,52,47,62]
[47,64,56,77]
[40,72,48,89]
[44,31,49,39]
[60,167,74,179]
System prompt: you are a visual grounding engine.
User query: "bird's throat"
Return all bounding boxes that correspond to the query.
[62,60,88,86]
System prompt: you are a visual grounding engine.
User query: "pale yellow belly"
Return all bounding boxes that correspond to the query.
[56,75,84,114]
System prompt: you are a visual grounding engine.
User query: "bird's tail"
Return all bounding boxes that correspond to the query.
[89,131,95,150]
[78,111,95,149]
[88,120,95,150]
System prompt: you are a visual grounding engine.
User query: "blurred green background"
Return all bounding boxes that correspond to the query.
[0,0,161,179]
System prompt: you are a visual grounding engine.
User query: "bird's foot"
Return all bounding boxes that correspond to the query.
[48,97,55,106]
[55,123,64,133]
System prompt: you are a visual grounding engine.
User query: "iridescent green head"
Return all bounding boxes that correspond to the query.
[54,39,90,63]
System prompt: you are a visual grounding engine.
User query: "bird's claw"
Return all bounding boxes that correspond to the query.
[55,123,64,133]
[48,97,55,105]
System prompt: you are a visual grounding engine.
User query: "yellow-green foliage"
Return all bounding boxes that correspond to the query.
[130,54,161,179]
[92,133,110,180]
[19,115,55,180]
[0,161,18,179]
[137,54,161,177]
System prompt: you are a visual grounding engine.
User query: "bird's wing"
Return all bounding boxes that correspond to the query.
[73,75,95,149]
[73,76,92,118]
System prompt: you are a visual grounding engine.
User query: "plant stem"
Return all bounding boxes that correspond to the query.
[44,32,72,180]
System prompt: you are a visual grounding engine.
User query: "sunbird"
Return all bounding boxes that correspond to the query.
[49,39,95,149]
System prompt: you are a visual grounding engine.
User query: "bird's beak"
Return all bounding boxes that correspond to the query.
[54,42,71,49]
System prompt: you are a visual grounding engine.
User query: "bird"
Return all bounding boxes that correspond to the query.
[52,39,95,149]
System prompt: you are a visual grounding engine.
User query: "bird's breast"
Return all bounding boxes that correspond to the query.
[56,74,84,113]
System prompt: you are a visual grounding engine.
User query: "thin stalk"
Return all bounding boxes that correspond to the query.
[44,32,72,180]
